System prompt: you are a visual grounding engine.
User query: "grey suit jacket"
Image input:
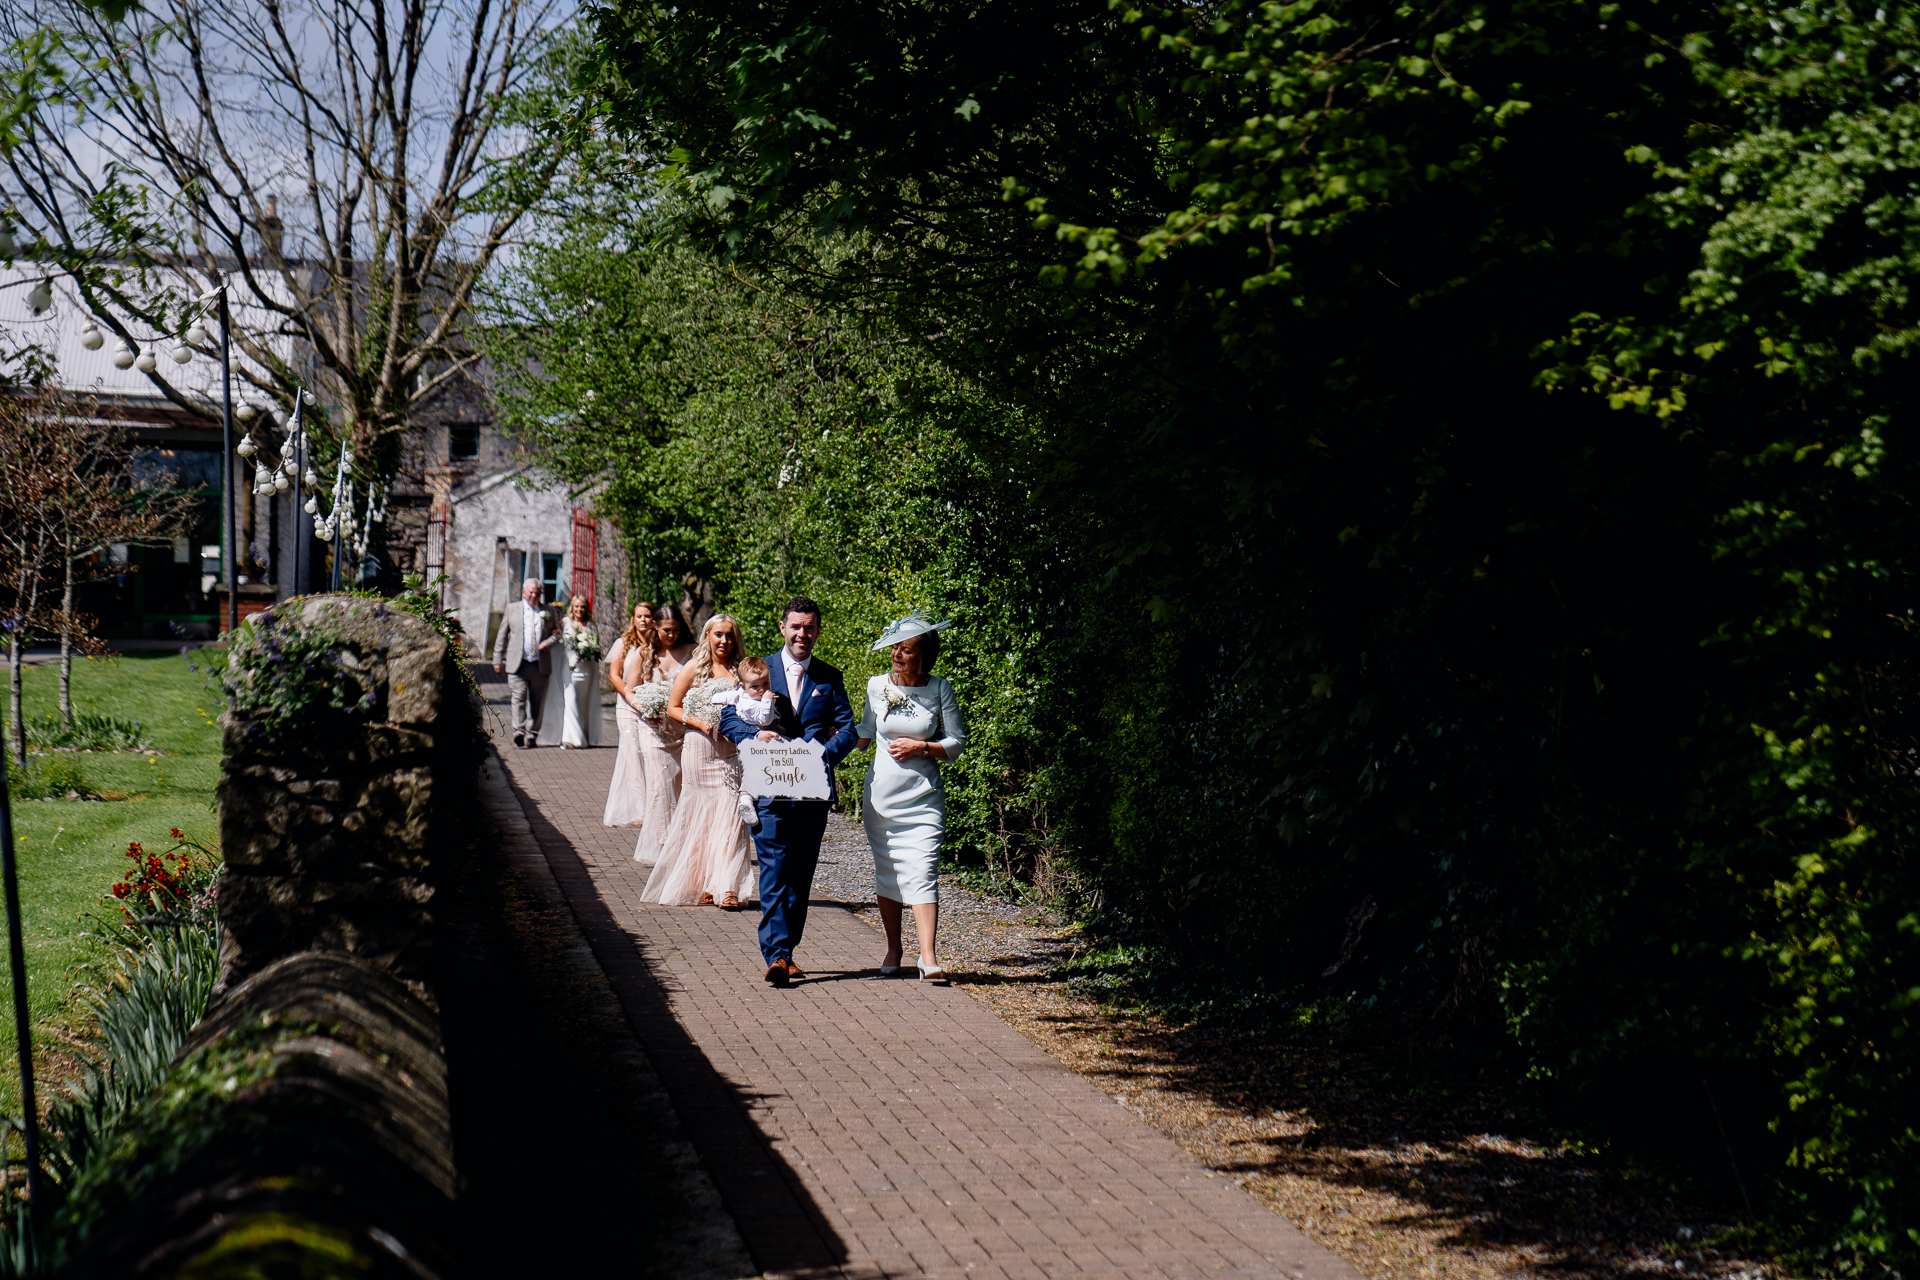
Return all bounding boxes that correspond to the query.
[493,600,555,676]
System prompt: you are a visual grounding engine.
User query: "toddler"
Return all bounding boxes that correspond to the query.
[711,657,781,828]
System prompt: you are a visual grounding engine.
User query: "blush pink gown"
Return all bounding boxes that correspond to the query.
[602,638,649,826]
[640,673,755,904]
[632,651,687,863]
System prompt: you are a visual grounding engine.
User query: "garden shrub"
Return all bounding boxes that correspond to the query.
[494,0,1920,1264]
[5,754,90,800]
[2,714,146,753]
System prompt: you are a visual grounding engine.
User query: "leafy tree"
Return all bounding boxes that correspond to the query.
[483,188,1066,873]
[0,0,577,471]
[575,0,1920,1262]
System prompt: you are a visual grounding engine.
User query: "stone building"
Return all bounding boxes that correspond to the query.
[1,264,630,652]
[382,361,631,658]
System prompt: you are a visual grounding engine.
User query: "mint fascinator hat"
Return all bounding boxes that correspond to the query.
[871,611,954,651]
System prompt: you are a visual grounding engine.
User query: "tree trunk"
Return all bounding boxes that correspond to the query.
[16,533,47,767]
[59,544,74,730]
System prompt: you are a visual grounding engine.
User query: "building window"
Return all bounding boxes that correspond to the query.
[449,423,481,459]
[542,553,563,604]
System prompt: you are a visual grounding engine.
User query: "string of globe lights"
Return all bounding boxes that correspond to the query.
[240,402,387,580]
[66,280,386,590]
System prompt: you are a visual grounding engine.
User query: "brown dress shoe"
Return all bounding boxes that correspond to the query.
[764,957,804,987]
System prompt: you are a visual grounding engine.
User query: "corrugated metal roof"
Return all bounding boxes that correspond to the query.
[0,263,296,417]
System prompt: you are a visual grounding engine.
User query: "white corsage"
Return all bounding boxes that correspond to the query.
[881,685,914,717]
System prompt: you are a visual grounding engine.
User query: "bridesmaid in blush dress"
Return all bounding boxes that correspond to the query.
[602,600,655,826]
[641,612,755,908]
[633,605,695,862]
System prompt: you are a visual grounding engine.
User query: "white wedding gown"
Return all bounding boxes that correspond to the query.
[538,620,607,748]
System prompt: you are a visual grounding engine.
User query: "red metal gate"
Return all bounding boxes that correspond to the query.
[570,507,597,615]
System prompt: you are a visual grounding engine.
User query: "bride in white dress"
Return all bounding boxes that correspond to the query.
[539,595,607,749]
[854,612,966,981]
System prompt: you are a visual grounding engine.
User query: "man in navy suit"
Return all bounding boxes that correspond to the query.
[716,596,859,987]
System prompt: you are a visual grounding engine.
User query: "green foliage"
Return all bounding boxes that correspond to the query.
[41,926,219,1196]
[563,0,1920,1266]
[218,609,369,743]
[6,754,89,801]
[0,829,220,1274]
[483,191,1066,879]
[3,714,147,754]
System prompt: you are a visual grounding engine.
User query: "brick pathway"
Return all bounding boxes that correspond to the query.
[480,675,1359,1280]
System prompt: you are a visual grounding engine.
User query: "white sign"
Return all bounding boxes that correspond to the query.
[740,739,830,800]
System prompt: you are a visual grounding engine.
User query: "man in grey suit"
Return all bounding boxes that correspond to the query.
[492,577,557,747]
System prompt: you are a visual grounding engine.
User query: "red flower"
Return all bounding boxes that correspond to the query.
[170,828,183,840]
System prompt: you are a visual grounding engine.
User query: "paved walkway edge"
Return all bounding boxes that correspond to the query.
[483,747,853,1279]
[476,752,763,1279]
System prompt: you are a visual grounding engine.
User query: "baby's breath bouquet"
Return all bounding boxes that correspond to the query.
[682,677,728,728]
[631,678,670,721]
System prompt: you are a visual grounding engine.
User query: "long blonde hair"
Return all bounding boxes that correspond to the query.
[689,613,742,683]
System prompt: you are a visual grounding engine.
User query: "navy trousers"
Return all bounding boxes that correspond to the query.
[754,799,830,964]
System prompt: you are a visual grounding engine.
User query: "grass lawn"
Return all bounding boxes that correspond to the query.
[0,649,226,1116]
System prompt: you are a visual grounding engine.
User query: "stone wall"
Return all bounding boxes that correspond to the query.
[213,595,467,1002]
[63,595,475,1276]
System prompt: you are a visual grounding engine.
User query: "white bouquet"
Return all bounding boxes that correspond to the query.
[631,678,670,721]
[682,677,727,728]
[565,624,604,664]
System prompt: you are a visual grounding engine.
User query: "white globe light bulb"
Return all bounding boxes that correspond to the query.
[236,403,258,423]
[185,322,207,347]
[25,280,49,315]
[169,344,192,364]
[79,323,103,351]
[304,498,318,515]
[254,464,271,486]
[0,225,17,257]
[111,343,135,370]
[236,433,255,458]
[274,472,290,492]
[303,469,318,487]
[135,347,157,373]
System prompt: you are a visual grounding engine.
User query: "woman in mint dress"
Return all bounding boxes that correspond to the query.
[855,613,966,982]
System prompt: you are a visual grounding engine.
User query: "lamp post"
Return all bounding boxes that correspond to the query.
[0,766,42,1225]
[217,288,238,636]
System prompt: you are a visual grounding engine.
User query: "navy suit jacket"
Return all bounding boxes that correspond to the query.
[717,651,859,800]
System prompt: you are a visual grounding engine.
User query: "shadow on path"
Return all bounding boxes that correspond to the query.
[440,758,752,1278]
[495,756,856,1279]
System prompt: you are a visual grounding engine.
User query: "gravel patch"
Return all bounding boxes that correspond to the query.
[811,813,1080,983]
